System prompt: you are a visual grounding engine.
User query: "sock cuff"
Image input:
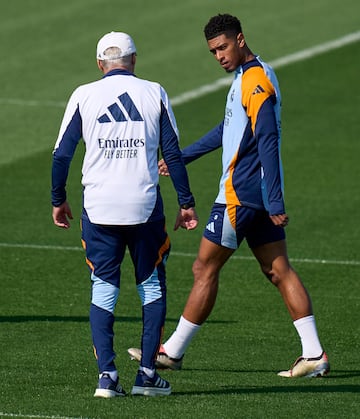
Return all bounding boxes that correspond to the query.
[100,370,118,381]
[179,315,202,330]
[293,314,315,328]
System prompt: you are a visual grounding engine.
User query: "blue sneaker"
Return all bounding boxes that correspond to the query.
[131,370,171,396]
[94,373,126,398]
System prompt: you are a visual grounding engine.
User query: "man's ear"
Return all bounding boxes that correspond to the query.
[237,33,245,47]
[97,59,105,72]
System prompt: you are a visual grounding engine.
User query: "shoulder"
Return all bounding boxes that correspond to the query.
[240,58,276,108]
[133,75,161,89]
[242,59,275,95]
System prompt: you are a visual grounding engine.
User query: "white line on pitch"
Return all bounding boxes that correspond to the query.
[0,98,67,108]
[0,413,90,419]
[0,31,359,109]
[0,242,359,266]
[170,30,360,105]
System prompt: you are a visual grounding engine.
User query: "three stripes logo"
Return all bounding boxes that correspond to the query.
[252,84,265,95]
[206,221,215,233]
[98,92,144,123]
[206,214,218,233]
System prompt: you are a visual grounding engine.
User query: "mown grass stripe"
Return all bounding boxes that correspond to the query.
[1,242,359,266]
[0,31,359,109]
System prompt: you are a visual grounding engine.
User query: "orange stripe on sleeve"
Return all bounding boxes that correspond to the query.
[86,257,95,272]
[242,66,275,133]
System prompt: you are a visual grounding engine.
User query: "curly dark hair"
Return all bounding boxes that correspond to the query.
[204,14,242,40]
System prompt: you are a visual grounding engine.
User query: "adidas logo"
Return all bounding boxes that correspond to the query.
[98,92,144,123]
[206,221,215,233]
[252,84,265,95]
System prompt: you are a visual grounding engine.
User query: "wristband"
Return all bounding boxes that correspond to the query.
[180,202,195,210]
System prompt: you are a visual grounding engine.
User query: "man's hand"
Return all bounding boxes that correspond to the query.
[158,158,170,176]
[52,201,73,229]
[174,208,199,231]
[158,158,198,230]
[270,213,289,228]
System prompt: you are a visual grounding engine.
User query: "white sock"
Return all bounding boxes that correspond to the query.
[139,366,155,378]
[100,370,118,381]
[163,315,201,359]
[293,315,323,358]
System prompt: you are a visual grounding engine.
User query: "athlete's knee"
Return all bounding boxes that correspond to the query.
[260,260,293,286]
[267,270,283,286]
[273,267,302,289]
[257,258,276,282]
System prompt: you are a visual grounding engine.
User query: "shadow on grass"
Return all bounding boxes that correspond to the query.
[0,315,237,324]
[174,383,360,396]
[179,367,360,380]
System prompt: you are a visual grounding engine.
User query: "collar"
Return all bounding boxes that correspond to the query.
[102,68,135,79]
[235,56,260,75]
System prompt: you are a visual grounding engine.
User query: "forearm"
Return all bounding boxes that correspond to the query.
[51,155,71,206]
[51,100,82,206]
[256,104,285,215]
[160,102,195,206]
[182,121,223,164]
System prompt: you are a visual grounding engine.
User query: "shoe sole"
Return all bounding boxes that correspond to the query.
[305,364,330,378]
[157,354,183,370]
[131,385,171,396]
[278,362,330,378]
[94,388,126,398]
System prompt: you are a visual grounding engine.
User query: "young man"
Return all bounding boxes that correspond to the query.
[128,14,329,378]
[51,31,198,397]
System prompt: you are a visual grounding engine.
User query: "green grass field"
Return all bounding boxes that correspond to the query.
[1,1,359,418]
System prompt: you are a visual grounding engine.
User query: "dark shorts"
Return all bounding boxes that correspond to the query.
[81,210,170,288]
[203,203,285,249]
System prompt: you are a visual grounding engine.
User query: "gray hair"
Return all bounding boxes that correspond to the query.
[100,46,134,69]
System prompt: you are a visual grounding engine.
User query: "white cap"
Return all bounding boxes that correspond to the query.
[96,31,136,60]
